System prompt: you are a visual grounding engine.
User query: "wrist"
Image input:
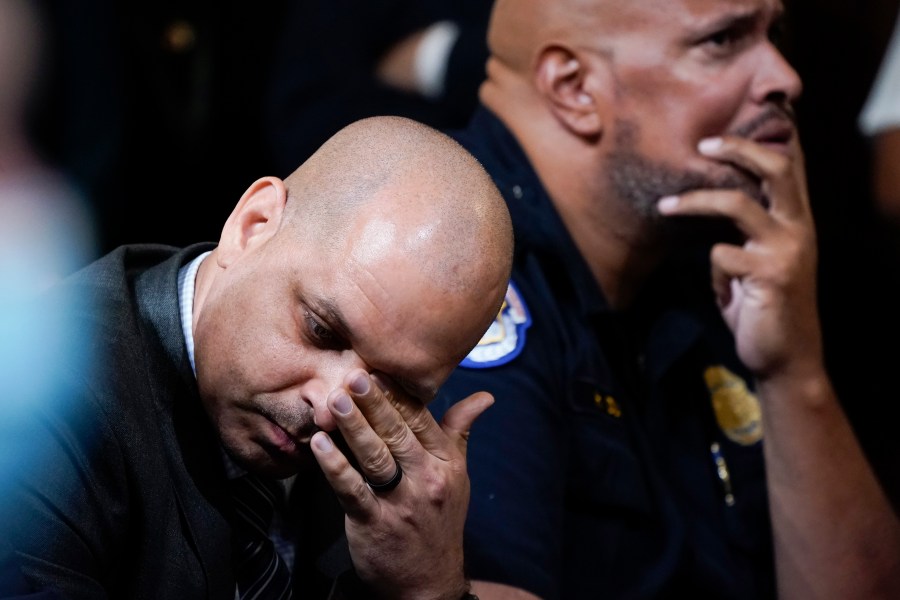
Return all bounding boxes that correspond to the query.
[756,364,833,403]
[334,570,477,600]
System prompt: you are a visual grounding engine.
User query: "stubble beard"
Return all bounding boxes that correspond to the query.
[606,118,764,247]
[218,394,319,478]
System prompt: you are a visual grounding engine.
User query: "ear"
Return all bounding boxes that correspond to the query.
[535,46,604,139]
[216,176,287,267]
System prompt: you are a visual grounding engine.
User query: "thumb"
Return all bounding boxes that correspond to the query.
[441,392,494,457]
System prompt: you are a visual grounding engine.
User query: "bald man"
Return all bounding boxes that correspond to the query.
[0,115,512,599]
[429,1,900,599]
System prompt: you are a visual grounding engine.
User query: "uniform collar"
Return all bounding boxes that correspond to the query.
[456,108,728,380]
[455,107,611,319]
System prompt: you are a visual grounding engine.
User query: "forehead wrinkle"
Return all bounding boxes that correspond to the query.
[684,6,775,37]
[686,0,783,24]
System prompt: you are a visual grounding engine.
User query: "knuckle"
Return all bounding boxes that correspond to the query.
[350,477,372,501]
[421,466,458,502]
[360,446,396,476]
[404,409,435,435]
[429,472,451,497]
[380,418,412,447]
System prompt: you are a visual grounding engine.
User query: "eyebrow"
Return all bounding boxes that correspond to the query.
[314,297,353,341]
[693,11,757,36]
[688,5,778,39]
[313,296,437,403]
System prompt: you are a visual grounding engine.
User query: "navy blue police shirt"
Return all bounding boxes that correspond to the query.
[430,108,775,600]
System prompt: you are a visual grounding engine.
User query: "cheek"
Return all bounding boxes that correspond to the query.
[195,306,296,405]
[623,61,751,142]
[691,85,749,139]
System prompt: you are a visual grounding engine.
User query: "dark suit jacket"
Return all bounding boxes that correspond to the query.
[0,244,347,600]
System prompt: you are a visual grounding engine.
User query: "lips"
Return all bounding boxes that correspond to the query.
[749,120,794,147]
[280,420,313,444]
[735,105,796,152]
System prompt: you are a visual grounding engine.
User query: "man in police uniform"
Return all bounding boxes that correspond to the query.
[430,0,900,598]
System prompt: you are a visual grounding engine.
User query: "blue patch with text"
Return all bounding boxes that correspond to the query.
[460,280,531,369]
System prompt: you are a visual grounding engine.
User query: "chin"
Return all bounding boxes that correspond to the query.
[223,435,314,479]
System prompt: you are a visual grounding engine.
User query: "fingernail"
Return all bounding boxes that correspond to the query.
[657,196,680,212]
[698,137,723,154]
[334,392,353,415]
[349,372,370,395]
[313,433,333,452]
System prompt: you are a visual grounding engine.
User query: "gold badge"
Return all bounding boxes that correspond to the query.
[704,366,763,446]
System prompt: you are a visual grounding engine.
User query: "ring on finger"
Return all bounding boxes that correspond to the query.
[364,462,403,494]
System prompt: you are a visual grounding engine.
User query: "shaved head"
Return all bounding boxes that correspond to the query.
[279,116,513,301]
[488,0,617,73]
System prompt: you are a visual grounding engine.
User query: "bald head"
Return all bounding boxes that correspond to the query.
[489,0,616,74]
[279,116,512,297]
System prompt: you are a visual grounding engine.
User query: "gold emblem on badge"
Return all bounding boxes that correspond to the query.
[704,366,763,446]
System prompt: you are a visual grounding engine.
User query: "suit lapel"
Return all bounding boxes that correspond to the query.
[132,243,235,599]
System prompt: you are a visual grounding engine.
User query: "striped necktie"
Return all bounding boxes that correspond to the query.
[229,473,294,600]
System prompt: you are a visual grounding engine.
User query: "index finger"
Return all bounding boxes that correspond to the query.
[345,370,448,458]
[370,373,494,460]
[698,135,810,219]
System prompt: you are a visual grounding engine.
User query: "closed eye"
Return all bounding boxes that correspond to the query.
[303,309,346,349]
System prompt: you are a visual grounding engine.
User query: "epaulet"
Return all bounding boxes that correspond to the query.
[460,280,531,369]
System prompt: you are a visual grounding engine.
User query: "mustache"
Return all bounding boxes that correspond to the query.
[732,104,796,139]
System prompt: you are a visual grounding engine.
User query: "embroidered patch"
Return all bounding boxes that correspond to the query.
[704,365,763,446]
[460,281,531,368]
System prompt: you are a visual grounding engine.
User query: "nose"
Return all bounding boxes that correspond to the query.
[752,42,803,105]
[302,350,368,432]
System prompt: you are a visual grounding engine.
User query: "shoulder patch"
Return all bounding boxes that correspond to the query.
[460,280,531,369]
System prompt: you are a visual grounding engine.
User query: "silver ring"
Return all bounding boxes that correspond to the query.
[365,463,403,493]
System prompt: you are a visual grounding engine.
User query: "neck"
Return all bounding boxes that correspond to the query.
[556,201,666,309]
[192,250,219,333]
[484,86,665,309]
